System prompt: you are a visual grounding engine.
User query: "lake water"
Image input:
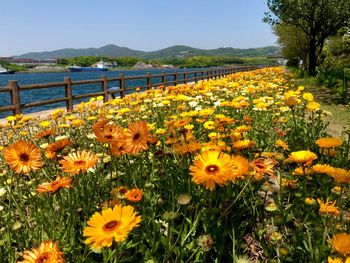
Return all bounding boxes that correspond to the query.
[0,68,201,118]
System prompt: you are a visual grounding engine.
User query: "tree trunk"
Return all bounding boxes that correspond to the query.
[308,37,317,76]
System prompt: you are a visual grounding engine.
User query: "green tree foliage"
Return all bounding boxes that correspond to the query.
[265,0,350,76]
[273,24,309,68]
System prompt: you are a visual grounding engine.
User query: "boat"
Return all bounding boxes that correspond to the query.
[0,65,16,74]
[69,60,109,72]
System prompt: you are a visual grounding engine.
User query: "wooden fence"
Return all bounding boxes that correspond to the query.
[0,66,259,115]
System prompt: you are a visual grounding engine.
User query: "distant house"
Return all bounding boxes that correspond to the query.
[267,53,287,66]
[133,61,153,69]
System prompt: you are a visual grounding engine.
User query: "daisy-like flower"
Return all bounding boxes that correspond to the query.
[316,137,342,149]
[36,176,73,194]
[231,155,250,179]
[288,150,317,166]
[317,198,340,217]
[17,240,64,263]
[233,139,256,150]
[124,121,153,155]
[329,168,350,184]
[34,128,56,139]
[83,204,141,250]
[189,150,235,191]
[124,188,143,203]
[250,158,277,178]
[93,119,124,144]
[45,139,72,159]
[331,233,350,255]
[312,164,335,175]
[275,139,289,151]
[59,150,98,175]
[3,140,43,174]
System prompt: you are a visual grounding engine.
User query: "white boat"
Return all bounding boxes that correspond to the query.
[0,65,16,74]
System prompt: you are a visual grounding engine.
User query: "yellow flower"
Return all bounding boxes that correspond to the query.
[302,92,314,101]
[328,257,343,263]
[305,197,316,205]
[96,95,104,101]
[40,120,51,127]
[203,121,216,130]
[306,101,320,111]
[275,139,289,150]
[331,233,350,255]
[83,204,141,249]
[288,150,317,165]
[6,115,16,122]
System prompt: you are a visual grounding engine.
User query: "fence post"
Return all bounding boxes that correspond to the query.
[101,76,108,102]
[9,80,21,115]
[146,72,152,90]
[174,71,178,85]
[64,77,73,111]
[162,71,166,86]
[183,70,187,84]
[194,71,198,83]
[119,74,125,98]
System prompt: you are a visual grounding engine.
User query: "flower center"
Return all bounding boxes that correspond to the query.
[74,160,86,166]
[205,164,219,175]
[133,133,141,141]
[105,134,113,140]
[103,220,120,231]
[19,153,29,162]
[36,252,50,263]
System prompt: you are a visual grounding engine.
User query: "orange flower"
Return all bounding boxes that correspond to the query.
[311,164,335,175]
[34,128,56,139]
[250,158,277,178]
[189,150,235,191]
[3,140,43,174]
[59,150,98,174]
[124,121,153,155]
[233,139,256,150]
[317,198,340,217]
[331,233,350,255]
[125,189,143,203]
[173,140,202,154]
[17,240,64,263]
[316,137,342,148]
[45,139,72,159]
[93,119,124,144]
[36,176,72,194]
[329,168,350,184]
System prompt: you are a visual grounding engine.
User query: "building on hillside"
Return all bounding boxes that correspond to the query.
[5,58,58,67]
[132,61,153,69]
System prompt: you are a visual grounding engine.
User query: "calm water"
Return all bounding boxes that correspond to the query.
[0,68,198,118]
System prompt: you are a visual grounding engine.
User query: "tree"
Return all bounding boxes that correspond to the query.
[273,24,309,68]
[265,0,350,76]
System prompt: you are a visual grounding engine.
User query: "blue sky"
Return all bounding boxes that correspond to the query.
[0,0,277,56]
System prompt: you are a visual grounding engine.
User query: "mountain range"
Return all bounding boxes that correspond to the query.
[14,44,280,59]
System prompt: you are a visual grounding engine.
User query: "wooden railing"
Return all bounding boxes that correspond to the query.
[0,66,259,115]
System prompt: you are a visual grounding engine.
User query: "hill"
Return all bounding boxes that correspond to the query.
[14,44,279,59]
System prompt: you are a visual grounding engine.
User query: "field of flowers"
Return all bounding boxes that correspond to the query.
[0,67,349,262]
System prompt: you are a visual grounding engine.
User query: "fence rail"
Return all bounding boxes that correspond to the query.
[0,66,259,115]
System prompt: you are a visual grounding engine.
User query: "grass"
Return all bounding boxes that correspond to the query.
[293,74,350,138]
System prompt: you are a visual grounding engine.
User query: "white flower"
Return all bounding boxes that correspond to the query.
[0,188,6,197]
[55,135,68,141]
